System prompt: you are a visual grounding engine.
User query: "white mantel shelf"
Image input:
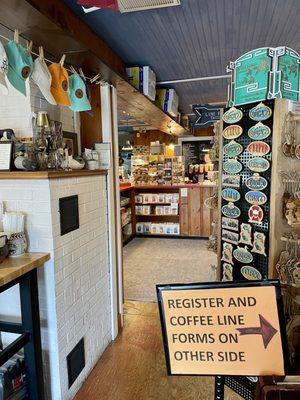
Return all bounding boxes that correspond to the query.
[0,170,108,180]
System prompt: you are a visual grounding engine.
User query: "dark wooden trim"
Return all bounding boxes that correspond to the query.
[26,0,125,77]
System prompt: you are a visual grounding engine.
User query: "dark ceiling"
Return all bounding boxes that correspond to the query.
[64,0,300,113]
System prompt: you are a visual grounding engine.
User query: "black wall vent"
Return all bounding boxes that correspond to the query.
[59,195,79,236]
[67,337,85,388]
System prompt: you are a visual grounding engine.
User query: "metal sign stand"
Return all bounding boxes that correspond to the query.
[214,376,225,400]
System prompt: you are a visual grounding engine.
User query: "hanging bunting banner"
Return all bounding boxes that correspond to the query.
[227,47,300,106]
[77,0,119,11]
[192,104,221,128]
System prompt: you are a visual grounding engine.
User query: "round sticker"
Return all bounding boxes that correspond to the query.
[248,204,264,223]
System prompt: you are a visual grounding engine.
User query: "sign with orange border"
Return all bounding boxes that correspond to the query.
[157,280,288,377]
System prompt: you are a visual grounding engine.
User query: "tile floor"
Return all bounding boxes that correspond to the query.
[123,237,217,302]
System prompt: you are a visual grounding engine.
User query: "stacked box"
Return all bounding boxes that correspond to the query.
[156,89,179,117]
[126,66,156,101]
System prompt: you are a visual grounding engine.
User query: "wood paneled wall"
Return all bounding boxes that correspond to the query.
[133,130,178,146]
[193,126,214,137]
[80,84,102,151]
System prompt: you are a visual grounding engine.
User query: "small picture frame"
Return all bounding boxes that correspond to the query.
[0,141,13,171]
[63,131,79,156]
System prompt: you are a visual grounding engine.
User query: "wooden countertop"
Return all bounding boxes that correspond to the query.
[134,183,217,190]
[0,253,50,287]
[0,170,108,180]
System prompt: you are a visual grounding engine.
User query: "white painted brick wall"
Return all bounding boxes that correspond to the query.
[0,176,111,400]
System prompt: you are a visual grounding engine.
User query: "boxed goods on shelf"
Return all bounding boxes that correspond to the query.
[156,88,179,117]
[136,222,144,233]
[135,195,143,203]
[144,222,151,234]
[142,205,151,215]
[158,193,165,203]
[126,66,156,101]
[137,222,180,236]
[135,205,143,215]
[155,206,164,215]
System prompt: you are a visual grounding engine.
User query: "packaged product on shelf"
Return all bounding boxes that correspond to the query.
[143,193,152,203]
[158,193,165,203]
[155,206,164,215]
[173,223,180,235]
[144,222,151,234]
[135,195,143,204]
[136,223,144,233]
[151,194,159,203]
[170,204,178,215]
[156,89,179,117]
[164,206,171,215]
[157,224,164,235]
[142,205,151,215]
[126,66,156,101]
[173,193,180,203]
[164,223,173,235]
[151,223,158,234]
[165,193,174,203]
[135,205,143,215]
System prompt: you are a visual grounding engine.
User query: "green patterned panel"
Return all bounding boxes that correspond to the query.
[278,49,300,101]
[233,48,272,106]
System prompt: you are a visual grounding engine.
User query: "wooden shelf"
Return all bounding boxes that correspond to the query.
[0,170,107,180]
[117,79,189,136]
[136,214,179,222]
[135,202,174,206]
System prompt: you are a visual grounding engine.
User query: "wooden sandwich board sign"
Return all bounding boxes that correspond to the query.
[157,280,288,379]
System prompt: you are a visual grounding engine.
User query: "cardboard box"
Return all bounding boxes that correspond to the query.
[156,89,179,117]
[126,66,156,101]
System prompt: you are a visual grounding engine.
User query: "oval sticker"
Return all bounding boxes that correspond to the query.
[245,174,268,191]
[223,159,243,174]
[245,190,267,205]
[222,107,243,124]
[249,102,272,121]
[224,140,243,157]
[248,122,271,140]
[233,246,253,264]
[241,266,262,280]
[222,202,241,219]
[247,141,270,157]
[247,157,270,172]
[222,188,241,202]
[223,125,243,140]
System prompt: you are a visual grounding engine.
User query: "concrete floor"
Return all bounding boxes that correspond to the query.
[123,237,217,302]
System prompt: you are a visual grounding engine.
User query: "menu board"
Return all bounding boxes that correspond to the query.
[182,140,211,173]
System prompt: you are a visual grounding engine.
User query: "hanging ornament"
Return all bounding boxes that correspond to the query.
[247,141,270,157]
[233,246,253,264]
[222,202,241,219]
[248,122,271,140]
[223,140,243,157]
[222,263,233,281]
[247,157,270,173]
[249,102,272,121]
[239,223,252,245]
[221,188,241,202]
[245,191,267,205]
[222,229,239,245]
[241,266,262,280]
[221,217,239,232]
[223,158,243,174]
[248,204,264,223]
[222,107,243,124]
[252,232,267,256]
[221,243,233,264]
[246,173,268,191]
[222,174,240,188]
[222,125,243,140]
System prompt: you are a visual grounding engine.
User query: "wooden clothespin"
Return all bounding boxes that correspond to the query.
[13,29,19,43]
[39,46,45,59]
[59,54,66,66]
[79,68,86,81]
[26,40,33,53]
[70,65,77,75]
[90,73,101,83]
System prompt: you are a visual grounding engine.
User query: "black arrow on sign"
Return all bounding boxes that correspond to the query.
[236,314,278,349]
